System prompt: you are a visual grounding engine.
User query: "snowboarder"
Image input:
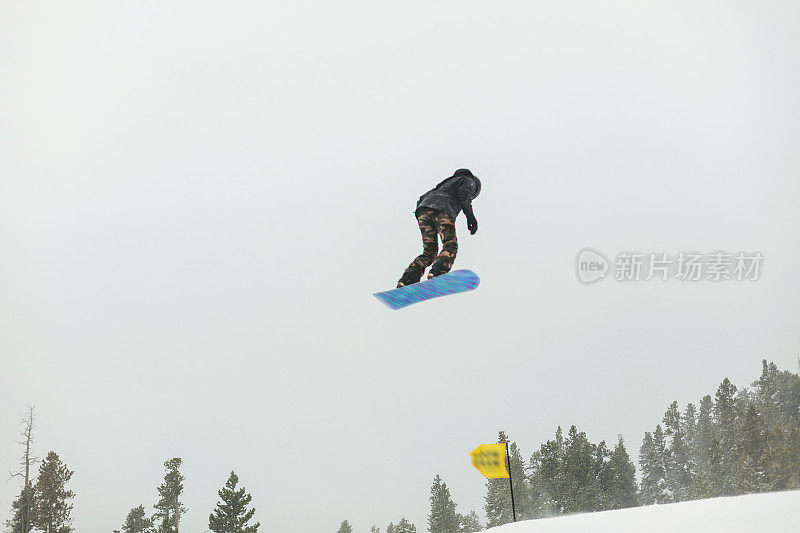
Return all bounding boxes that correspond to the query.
[397,169,481,288]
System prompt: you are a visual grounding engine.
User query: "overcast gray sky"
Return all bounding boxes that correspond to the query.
[2,1,799,532]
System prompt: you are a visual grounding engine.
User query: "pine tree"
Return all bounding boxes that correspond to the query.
[31,451,75,533]
[428,475,459,533]
[121,505,153,533]
[653,426,669,502]
[688,470,711,500]
[763,425,787,490]
[714,378,738,495]
[662,401,691,501]
[784,424,800,488]
[155,516,171,533]
[751,360,800,430]
[528,427,564,517]
[8,483,36,533]
[694,395,714,477]
[506,441,531,519]
[336,520,353,533]
[560,426,600,513]
[638,432,655,504]
[736,403,766,493]
[683,403,698,458]
[603,437,637,509]
[484,431,513,528]
[754,361,779,428]
[387,522,395,533]
[457,511,482,533]
[682,403,699,497]
[777,368,800,429]
[371,526,381,533]
[707,436,724,496]
[154,458,186,533]
[394,518,417,533]
[638,427,668,504]
[208,472,259,533]
[593,441,612,511]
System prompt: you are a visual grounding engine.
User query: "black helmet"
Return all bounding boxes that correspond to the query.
[433,169,481,199]
[453,169,481,199]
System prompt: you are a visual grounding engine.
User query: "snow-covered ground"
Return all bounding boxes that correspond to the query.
[489,491,800,533]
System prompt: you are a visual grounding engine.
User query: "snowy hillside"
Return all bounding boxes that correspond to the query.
[488,491,800,533]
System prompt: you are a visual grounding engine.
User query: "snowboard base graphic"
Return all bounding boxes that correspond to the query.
[373,269,480,310]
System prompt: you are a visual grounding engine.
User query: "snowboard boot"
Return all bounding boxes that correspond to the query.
[397,268,423,288]
[427,261,449,279]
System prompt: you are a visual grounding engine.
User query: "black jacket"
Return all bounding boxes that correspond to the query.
[415,169,481,220]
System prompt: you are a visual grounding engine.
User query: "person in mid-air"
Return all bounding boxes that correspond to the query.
[397,168,481,288]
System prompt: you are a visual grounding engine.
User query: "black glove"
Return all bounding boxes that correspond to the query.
[467,215,478,235]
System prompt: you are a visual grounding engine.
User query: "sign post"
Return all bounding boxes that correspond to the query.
[504,442,517,522]
[470,442,517,523]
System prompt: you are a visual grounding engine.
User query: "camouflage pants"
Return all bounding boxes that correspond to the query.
[399,208,458,286]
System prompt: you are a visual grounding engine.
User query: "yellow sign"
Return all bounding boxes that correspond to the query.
[470,443,509,479]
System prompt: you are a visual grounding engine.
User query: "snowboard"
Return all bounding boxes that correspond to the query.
[373,269,480,310]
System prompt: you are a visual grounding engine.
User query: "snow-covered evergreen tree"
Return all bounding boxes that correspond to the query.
[754,361,780,428]
[663,401,691,501]
[506,442,531,519]
[32,451,75,533]
[602,437,637,509]
[457,511,482,533]
[593,440,612,510]
[785,425,800,488]
[763,425,788,490]
[121,505,154,533]
[336,520,353,533]
[683,403,698,456]
[639,427,668,504]
[708,436,725,496]
[428,475,459,533]
[153,458,186,533]
[7,483,35,533]
[736,403,766,493]
[484,431,514,528]
[528,427,564,517]
[682,402,699,494]
[394,518,417,533]
[714,379,739,495]
[560,426,600,513]
[694,395,715,477]
[208,472,259,533]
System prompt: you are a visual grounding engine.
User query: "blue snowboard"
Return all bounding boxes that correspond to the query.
[374,269,480,310]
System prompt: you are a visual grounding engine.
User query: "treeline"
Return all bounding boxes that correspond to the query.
[638,360,800,503]
[5,409,260,533]
[8,360,799,533]
[333,427,638,533]
[482,428,638,525]
[334,475,482,533]
[338,359,800,532]
[490,359,800,528]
